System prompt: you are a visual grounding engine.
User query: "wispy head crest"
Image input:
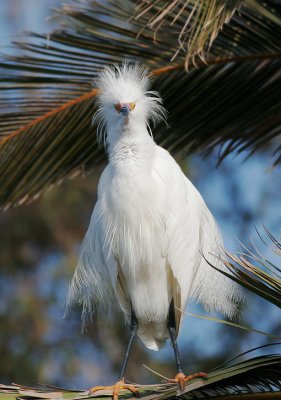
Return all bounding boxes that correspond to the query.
[94,62,150,103]
[92,62,167,145]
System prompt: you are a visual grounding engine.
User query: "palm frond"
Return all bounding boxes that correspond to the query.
[179,354,281,399]
[1,354,280,399]
[134,0,243,67]
[206,229,281,308]
[1,0,281,208]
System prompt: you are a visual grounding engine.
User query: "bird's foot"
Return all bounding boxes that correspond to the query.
[172,372,208,391]
[89,379,140,400]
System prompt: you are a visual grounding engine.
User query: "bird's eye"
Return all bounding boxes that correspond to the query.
[114,103,123,112]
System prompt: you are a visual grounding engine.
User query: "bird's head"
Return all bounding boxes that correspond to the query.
[93,63,167,144]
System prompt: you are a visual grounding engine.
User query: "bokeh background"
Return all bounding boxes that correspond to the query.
[0,0,280,390]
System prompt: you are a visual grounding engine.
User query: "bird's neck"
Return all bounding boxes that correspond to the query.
[107,119,154,169]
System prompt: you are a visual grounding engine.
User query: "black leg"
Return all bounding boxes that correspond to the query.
[168,300,183,374]
[117,309,138,381]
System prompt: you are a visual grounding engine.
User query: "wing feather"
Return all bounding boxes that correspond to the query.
[155,147,242,327]
[66,185,118,330]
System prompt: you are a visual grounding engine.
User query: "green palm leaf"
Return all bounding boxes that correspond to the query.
[206,229,281,308]
[1,0,281,208]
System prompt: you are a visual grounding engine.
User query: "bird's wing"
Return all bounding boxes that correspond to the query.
[154,147,241,328]
[153,147,203,330]
[66,170,118,330]
[190,203,242,319]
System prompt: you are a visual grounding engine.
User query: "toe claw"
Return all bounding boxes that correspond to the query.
[172,371,207,391]
[185,372,208,382]
[175,373,186,391]
[89,381,139,399]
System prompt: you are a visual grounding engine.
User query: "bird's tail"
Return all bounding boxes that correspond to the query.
[137,321,169,351]
[191,206,243,319]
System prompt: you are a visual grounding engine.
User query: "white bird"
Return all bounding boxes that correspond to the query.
[67,63,241,397]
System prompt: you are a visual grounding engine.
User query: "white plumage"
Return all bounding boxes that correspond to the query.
[67,63,241,352]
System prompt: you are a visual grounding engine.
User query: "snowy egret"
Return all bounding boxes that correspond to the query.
[67,63,241,397]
